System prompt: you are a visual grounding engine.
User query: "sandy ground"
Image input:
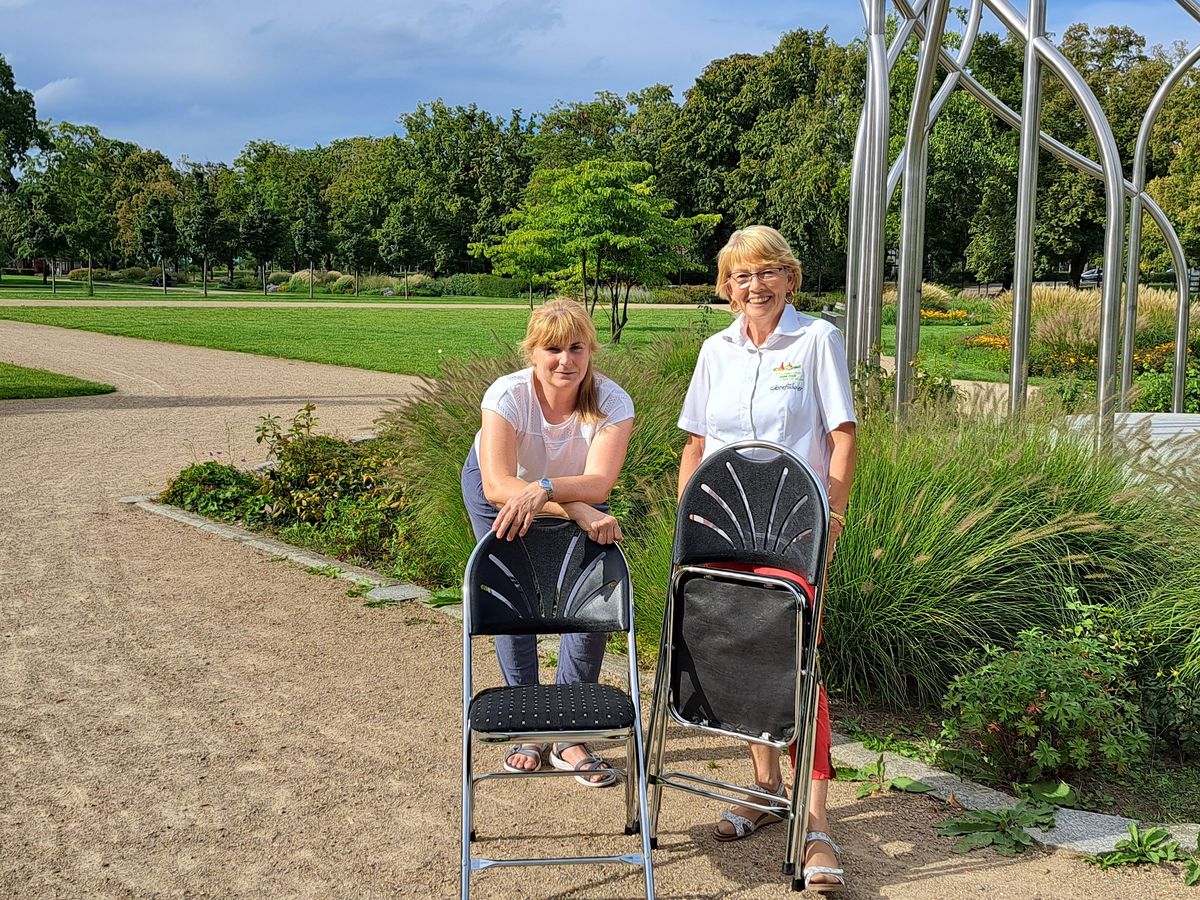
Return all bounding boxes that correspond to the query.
[0,320,1191,898]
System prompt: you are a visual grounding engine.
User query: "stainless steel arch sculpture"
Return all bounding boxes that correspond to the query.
[845,0,1200,439]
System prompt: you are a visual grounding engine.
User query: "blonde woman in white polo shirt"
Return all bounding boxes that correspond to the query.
[461,298,635,786]
[677,225,857,893]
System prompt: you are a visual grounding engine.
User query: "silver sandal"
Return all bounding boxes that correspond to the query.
[712,781,787,842]
[802,831,846,893]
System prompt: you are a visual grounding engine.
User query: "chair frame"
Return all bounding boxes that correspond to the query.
[459,518,655,899]
[644,440,830,892]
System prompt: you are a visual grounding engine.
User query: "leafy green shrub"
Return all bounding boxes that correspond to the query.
[222,273,261,290]
[444,273,478,297]
[1140,672,1200,762]
[941,620,1149,781]
[475,274,530,298]
[403,274,443,296]
[792,291,828,312]
[263,434,399,525]
[276,491,406,568]
[114,266,151,284]
[329,275,356,294]
[647,284,719,305]
[161,461,262,521]
[1132,359,1200,413]
[268,271,292,286]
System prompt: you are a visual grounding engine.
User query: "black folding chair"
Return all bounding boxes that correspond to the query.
[645,441,830,892]
[460,517,654,899]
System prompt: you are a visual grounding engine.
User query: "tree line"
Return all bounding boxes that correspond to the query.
[0,20,1196,305]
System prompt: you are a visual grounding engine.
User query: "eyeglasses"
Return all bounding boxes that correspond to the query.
[729,266,786,288]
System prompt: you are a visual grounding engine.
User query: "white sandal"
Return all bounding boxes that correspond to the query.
[802,831,846,893]
[501,743,547,774]
[549,743,617,788]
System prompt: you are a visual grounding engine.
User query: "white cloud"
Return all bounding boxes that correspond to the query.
[33,76,83,106]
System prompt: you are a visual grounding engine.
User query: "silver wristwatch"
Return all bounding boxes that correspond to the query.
[538,478,555,500]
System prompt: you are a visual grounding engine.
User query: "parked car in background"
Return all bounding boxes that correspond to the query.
[1080,267,1102,286]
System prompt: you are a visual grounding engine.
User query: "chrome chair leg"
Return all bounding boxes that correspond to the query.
[461,731,473,899]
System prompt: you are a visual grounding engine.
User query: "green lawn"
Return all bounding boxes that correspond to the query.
[0,304,1025,381]
[0,361,115,400]
[880,323,1019,382]
[0,274,529,305]
[0,305,709,376]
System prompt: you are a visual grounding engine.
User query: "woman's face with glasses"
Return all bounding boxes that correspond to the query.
[727,262,794,330]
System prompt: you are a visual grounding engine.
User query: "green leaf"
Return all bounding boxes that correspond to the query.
[1182,858,1200,887]
[1019,779,1080,808]
[891,776,934,793]
[952,831,997,853]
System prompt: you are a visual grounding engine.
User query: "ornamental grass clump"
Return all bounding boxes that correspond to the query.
[822,396,1177,707]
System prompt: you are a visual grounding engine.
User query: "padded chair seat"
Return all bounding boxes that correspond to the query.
[470,682,635,733]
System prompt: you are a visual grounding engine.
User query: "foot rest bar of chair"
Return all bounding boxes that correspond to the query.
[654,771,794,817]
[474,767,628,784]
[470,853,647,872]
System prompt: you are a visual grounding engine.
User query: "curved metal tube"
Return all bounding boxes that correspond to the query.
[895,0,952,410]
[1028,32,1126,442]
[1009,0,1046,414]
[1123,42,1200,411]
[851,0,891,371]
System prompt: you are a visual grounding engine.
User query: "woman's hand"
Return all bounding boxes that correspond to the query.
[565,502,623,544]
[826,515,844,566]
[492,481,551,541]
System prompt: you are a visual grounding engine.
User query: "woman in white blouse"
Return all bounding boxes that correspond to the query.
[461,298,634,786]
[677,226,857,893]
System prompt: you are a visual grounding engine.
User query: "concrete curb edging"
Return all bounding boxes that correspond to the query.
[117,496,429,605]
[123,494,1199,855]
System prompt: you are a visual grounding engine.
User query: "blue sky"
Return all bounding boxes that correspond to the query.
[1,0,1195,164]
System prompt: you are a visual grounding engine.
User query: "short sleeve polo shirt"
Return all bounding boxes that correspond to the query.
[677,305,856,484]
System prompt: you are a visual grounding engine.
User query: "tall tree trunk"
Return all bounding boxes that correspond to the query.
[355,270,359,296]
[592,251,602,315]
[50,259,56,295]
[528,278,533,310]
[262,263,268,295]
[309,259,314,299]
[202,258,208,298]
[403,266,409,300]
[580,251,588,309]
[87,252,93,298]
[161,259,167,295]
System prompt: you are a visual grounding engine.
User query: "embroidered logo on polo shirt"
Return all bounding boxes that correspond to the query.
[771,361,806,392]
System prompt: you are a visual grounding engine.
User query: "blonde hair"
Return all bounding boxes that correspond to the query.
[715,225,803,314]
[521,298,604,423]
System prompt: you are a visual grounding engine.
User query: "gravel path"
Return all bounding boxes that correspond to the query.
[0,321,1188,898]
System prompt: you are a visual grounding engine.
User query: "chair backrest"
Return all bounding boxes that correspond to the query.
[673,440,828,582]
[464,517,631,637]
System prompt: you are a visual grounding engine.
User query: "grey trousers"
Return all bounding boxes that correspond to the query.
[461,447,606,687]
